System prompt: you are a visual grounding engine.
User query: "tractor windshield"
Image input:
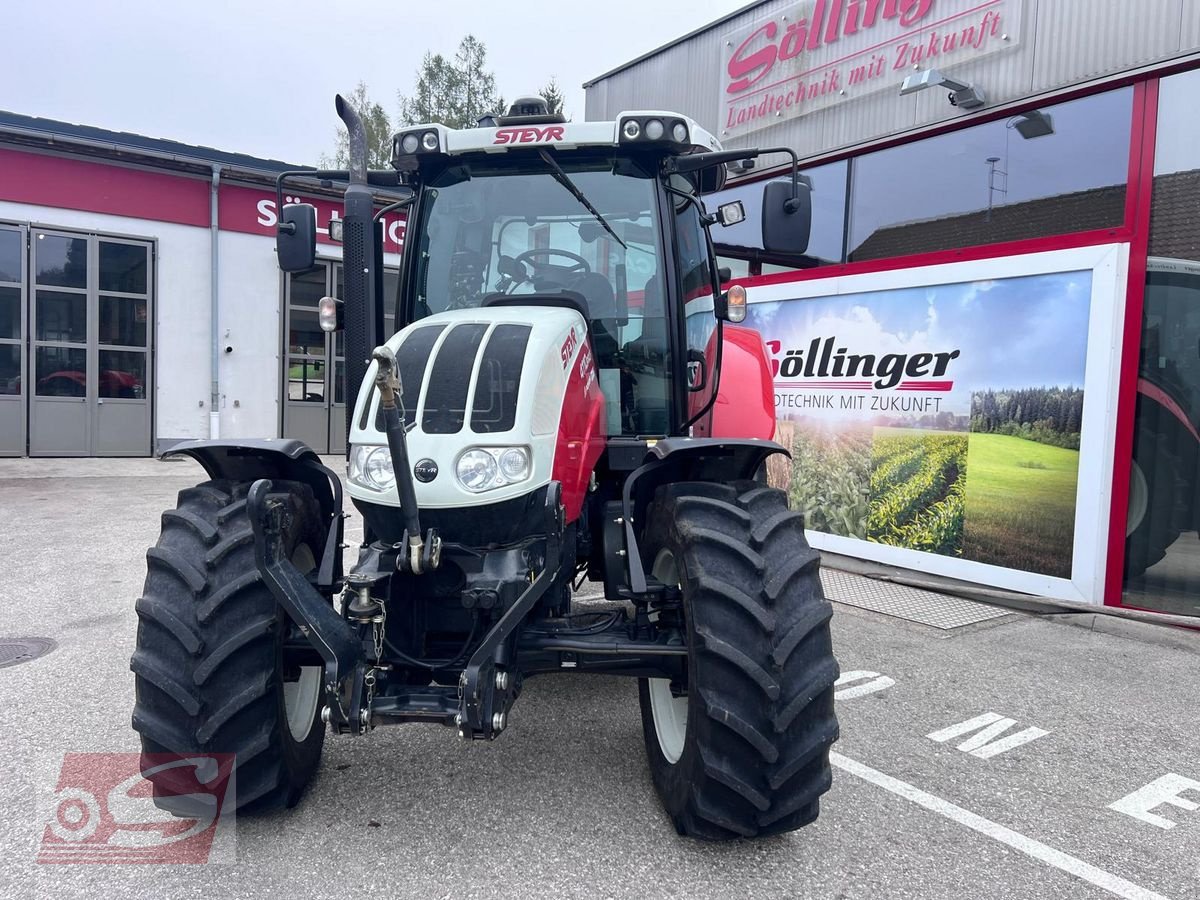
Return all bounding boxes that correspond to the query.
[409,155,671,435]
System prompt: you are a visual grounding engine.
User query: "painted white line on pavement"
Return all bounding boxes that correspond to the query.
[927,712,1051,759]
[830,752,1171,900]
[834,670,896,699]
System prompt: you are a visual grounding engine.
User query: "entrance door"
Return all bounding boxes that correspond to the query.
[0,225,25,456]
[283,263,396,455]
[28,230,152,457]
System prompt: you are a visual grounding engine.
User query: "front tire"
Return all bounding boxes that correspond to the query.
[131,479,327,812]
[638,481,839,840]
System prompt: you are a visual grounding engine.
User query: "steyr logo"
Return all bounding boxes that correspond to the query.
[560,327,579,368]
[494,126,566,145]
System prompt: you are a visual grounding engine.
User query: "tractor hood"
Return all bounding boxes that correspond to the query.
[346,305,600,510]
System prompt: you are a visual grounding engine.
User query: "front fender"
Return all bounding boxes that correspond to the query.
[162,439,344,588]
[617,438,790,593]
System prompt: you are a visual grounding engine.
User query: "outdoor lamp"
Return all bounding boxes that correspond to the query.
[899,68,987,110]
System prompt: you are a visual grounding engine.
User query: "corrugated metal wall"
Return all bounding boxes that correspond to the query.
[585,0,1200,161]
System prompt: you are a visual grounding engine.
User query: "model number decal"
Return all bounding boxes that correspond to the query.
[560,327,579,368]
[494,125,566,145]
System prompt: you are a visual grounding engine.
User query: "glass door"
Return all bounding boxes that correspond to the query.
[283,262,397,455]
[0,225,25,456]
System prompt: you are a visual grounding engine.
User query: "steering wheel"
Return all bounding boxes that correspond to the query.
[514,248,591,279]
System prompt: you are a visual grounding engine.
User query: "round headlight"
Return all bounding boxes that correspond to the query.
[457,449,498,492]
[672,122,689,143]
[498,447,530,481]
[644,119,665,141]
[421,131,439,152]
[622,120,641,140]
[362,446,395,491]
[401,133,420,154]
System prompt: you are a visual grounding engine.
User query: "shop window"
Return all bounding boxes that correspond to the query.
[1123,69,1200,616]
[709,159,848,268]
[848,88,1133,262]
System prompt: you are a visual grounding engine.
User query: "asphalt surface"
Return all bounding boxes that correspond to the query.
[0,457,1197,899]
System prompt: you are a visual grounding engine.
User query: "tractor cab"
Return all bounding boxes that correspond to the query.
[384,102,810,440]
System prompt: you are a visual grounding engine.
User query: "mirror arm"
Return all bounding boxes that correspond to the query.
[755,146,804,210]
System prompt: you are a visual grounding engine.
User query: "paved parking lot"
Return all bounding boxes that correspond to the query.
[0,458,1197,899]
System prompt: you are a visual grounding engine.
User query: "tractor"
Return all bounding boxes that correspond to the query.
[131,95,840,840]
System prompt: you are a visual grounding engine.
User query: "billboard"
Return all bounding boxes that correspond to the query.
[731,245,1127,603]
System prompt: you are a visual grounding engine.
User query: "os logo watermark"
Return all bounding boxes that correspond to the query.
[39,753,236,864]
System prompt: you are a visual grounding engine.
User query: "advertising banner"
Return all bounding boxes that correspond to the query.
[734,245,1127,602]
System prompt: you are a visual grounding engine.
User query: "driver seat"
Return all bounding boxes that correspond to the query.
[574,273,621,366]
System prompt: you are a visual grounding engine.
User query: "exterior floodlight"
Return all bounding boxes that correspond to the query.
[1011,110,1055,139]
[899,68,986,110]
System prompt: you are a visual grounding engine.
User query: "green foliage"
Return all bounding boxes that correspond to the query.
[785,427,871,539]
[540,77,566,117]
[322,81,394,169]
[961,433,1079,578]
[398,35,502,128]
[866,430,968,556]
[971,387,1084,449]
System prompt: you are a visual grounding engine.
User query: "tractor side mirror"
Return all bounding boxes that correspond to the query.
[277,203,317,273]
[686,349,708,392]
[761,180,811,256]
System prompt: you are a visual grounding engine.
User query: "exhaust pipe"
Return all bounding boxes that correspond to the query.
[333,94,384,453]
[335,94,368,186]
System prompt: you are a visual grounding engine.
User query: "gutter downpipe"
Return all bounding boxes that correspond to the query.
[209,164,221,439]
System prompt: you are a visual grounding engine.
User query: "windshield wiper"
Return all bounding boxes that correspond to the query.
[538,150,627,249]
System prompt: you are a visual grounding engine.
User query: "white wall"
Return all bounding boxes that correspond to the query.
[216,230,283,439]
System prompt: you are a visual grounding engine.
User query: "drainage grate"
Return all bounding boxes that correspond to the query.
[821,570,1013,630]
[0,637,57,669]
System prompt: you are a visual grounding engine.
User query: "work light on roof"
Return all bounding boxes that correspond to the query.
[421,131,439,152]
[401,133,420,154]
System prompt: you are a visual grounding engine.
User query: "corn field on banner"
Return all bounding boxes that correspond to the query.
[721,245,1128,603]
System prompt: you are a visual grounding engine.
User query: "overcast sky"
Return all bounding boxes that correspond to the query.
[7,0,747,165]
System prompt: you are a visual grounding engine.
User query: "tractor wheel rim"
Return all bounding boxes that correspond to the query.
[648,548,687,765]
[284,543,322,743]
[1126,459,1148,537]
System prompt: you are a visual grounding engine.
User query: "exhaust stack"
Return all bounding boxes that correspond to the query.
[333,94,385,453]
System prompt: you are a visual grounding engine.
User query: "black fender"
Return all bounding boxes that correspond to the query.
[162,439,344,589]
[617,438,789,594]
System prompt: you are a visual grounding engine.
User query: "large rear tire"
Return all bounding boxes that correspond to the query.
[638,481,839,840]
[131,479,326,812]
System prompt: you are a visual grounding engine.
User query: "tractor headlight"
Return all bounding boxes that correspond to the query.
[644,119,665,141]
[456,446,531,493]
[348,445,396,492]
[400,133,420,154]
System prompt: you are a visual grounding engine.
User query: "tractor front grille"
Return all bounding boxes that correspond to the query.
[372,321,532,436]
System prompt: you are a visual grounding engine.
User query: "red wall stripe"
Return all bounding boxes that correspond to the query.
[0,147,210,227]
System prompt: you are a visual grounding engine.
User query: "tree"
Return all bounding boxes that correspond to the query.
[398,35,500,128]
[322,81,394,169]
[540,77,566,118]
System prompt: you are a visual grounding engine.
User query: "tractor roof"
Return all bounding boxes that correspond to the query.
[391,111,722,169]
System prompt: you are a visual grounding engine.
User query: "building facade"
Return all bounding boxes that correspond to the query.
[0,112,404,459]
[585,0,1200,616]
